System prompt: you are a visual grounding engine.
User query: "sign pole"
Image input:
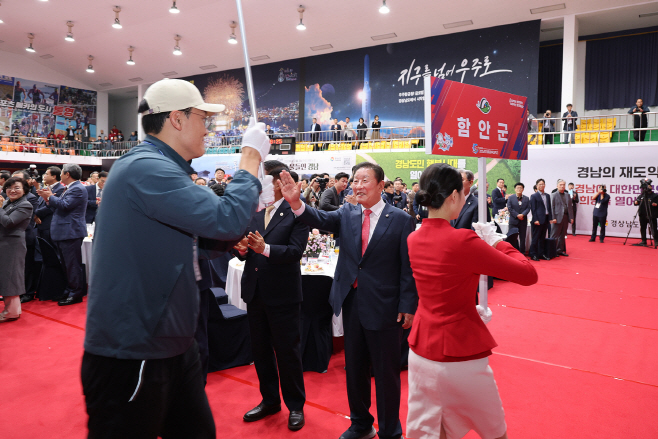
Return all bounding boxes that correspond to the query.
[477,156,488,309]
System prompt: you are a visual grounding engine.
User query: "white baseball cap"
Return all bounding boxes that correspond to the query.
[140,79,225,115]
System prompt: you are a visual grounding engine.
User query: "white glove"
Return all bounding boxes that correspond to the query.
[476,305,492,324]
[257,175,274,212]
[241,117,270,161]
[472,221,507,247]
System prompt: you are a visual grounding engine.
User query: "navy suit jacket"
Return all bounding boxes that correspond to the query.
[238,200,309,306]
[85,184,101,223]
[35,182,66,232]
[530,191,552,225]
[49,180,88,241]
[452,194,490,229]
[296,202,418,331]
[507,194,531,227]
[491,187,507,213]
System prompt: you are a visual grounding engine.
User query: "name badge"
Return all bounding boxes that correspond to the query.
[595,203,601,209]
[518,201,522,206]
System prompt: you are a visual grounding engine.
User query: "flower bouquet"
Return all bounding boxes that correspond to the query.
[304,229,328,258]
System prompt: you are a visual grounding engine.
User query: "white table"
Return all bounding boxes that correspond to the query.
[81,237,93,283]
[225,256,344,336]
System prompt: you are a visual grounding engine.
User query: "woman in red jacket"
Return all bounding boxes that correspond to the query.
[406,164,538,439]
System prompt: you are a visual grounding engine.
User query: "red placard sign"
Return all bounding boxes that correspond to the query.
[424,77,528,160]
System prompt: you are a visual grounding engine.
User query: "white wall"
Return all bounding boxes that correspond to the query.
[108,97,138,136]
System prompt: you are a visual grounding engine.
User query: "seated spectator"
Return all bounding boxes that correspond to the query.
[129,131,138,141]
[117,131,125,142]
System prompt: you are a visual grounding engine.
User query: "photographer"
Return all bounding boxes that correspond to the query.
[303,174,321,208]
[632,179,658,247]
[628,99,651,142]
[589,185,610,243]
[542,110,555,145]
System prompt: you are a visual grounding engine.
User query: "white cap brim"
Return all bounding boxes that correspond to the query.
[196,103,226,114]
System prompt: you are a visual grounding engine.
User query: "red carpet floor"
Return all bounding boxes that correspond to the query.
[1,235,657,438]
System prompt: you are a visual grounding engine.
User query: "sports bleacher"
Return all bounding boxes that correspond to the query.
[295,139,422,152]
[529,117,617,145]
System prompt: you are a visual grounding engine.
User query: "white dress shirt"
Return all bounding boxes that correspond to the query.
[292,197,385,246]
[261,197,285,257]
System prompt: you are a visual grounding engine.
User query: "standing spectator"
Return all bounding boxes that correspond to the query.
[319,172,349,211]
[265,124,274,139]
[590,185,610,243]
[542,110,555,144]
[110,125,120,139]
[344,117,354,143]
[0,177,34,322]
[391,179,408,210]
[85,171,107,224]
[550,179,574,257]
[382,180,395,205]
[632,184,658,247]
[562,104,578,144]
[303,175,321,208]
[81,124,91,144]
[356,117,367,148]
[66,125,76,141]
[330,118,341,142]
[407,182,419,215]
[310,118,321,150]
[507,183,531,255]
[12,170,39,302]
[371,115,381,140]
[129,131,138,141]
[209,168,226,187]
[236,161,309,431]
[117,131,125,142]
[36,163,88,305]
[34,166,65,246]
[194,178,207,186]
[529,178,554,261]
[451,169,490,230]
[527,109,538,144]
[568,182,579,236]
[0,170,11,197]
[279,162,417,439]
[628,98,651,142]
[491,178,508,214]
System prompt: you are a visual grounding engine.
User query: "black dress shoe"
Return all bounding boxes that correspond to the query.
[557,252,569,257]
[243,402,281,422]
[288,411,305,431]
[540,255,551,261]
[339,426,377,439]
[530,256,540,261]
[58,296,83,306]
[20,294,35,303]
[632,242,648,247]
[589,238,596,242]
[600,239,604,243]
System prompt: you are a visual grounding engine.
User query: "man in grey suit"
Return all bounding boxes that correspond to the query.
[37,163,88,305]
[550,179,574,257]
[507,182,531,255]
[319,172,349,211]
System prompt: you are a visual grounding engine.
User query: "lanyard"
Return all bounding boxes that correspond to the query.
[141,139,165,156]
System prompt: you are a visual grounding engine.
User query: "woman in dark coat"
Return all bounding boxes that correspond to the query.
[0,177,34,323]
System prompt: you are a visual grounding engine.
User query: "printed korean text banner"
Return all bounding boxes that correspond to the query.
[424,77,528,160]
[521,145,658,238]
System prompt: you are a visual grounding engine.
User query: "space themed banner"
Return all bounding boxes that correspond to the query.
[424,77,528,160]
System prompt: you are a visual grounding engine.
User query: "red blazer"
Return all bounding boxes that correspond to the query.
[407,218,537,362]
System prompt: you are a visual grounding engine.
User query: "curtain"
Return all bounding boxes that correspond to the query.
[585,32,658,110]
[537,43,563,115]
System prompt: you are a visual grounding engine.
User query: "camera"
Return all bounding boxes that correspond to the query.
[28,164,41,182]
[393,194,402,203]
[640,178,653,192]
[316,177,329,190]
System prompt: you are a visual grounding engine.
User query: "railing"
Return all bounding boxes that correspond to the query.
[0,137,139,156]
[530,111,657,146]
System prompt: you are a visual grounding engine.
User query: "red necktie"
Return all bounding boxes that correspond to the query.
[354,209,372,288]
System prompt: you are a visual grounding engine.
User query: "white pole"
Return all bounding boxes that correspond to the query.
[478,156,488,308]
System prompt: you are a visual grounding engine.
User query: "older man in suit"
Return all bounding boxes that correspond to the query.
[550,179,574,257]
[529,178,554,261]
[85,171,107,223]
[235,161,309,431]
[34,166,65,246]
[37,163,88,305]
[491,178,508,214]
[507,182,531,255]
[452,169,490,229]
[280,161,417,439]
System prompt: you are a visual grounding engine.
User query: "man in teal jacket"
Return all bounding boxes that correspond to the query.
[82,79,271,438]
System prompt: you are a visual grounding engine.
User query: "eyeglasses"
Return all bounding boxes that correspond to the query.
[189,110,215,130]
[6,187,24,193]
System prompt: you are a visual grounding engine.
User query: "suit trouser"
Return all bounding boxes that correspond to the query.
[516,221,528,254]
[343,288,403,439]
[591,216,606,241]
[529,218,549,257]
[24,241,39,294]
[639,215,658,243]
[551,219,569,253]
[572,206,577,234]
[194,288,212,384]
[81,341,215,439]
[247,295,306,411]
[563,129,575,144]
[633,127,647,142]
[54,237,84,299]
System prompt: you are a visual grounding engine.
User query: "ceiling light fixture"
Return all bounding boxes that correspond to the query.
[296,5,306,30]
[169,1,180,14]
[639,12,658,18]
[86,55,95,73]
[112,6,122,29]
[0,2,4,24]
[26,33,36,52]
[65,21,75,41]
[379,0,390,14]
[530,3,566,14]
[173,34,182,55]
[228,21,238,44]
[127,46,135,65]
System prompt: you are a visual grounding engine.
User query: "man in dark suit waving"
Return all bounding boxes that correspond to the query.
[37,163,88,305]
[85,171,107,223]
[507,182,531,255]
[280,162,417,439]
[529,178,554,261]
[236,161,309,431]
[34,166,66,246]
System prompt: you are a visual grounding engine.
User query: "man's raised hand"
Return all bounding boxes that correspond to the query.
[278,170,302,209]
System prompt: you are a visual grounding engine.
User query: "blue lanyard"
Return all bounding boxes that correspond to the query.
[141,139,165,156]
